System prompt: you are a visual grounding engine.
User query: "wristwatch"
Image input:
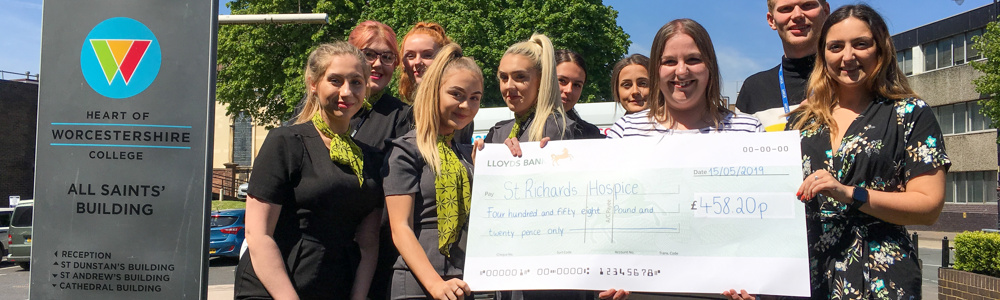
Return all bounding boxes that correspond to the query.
[849,187,868,210]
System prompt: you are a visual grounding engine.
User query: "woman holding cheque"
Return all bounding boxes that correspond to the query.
[789,5,949,298]
[607,19,762,139]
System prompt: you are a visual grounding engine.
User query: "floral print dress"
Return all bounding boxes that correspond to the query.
[794,97,950,299]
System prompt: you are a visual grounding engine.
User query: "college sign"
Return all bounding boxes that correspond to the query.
[32,1,217,299]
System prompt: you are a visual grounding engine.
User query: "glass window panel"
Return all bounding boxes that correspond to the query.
[987,171,998,204]
[956,172,968,203]
[897,51,905,73]
[904,50,913,75]
[938,38,953,68]
[945,173,955,203]
[969,172,983,203]
[939,104,954,134]
[953,35,966,65]
[971,102,985,131]
[967,29,982,60]
[924,42,937,70]
[954,103,967,133]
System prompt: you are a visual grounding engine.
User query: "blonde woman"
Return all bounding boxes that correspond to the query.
[383,43,482,299]
[235,42,383,300]
[485,33,575,146]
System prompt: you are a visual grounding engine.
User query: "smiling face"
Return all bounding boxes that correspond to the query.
[309,54,366,124]
[438,68,483,134]
[497,54,541,116]
[556,62,586,111]
[616,64,649,113]
[361,39,396,93]
[768,0,829,58]
[657,33,710,113]
[402,34,441,84]
[823,17,878,90]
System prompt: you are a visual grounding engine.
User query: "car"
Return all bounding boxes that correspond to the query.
[7,200,33,270]
[0,207,13,259]
[237,182,248,199]
[209,209,245,258]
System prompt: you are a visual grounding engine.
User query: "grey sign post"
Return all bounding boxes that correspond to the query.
[31,1,217,299]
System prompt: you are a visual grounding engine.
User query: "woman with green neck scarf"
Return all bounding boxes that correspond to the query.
[347,20,413,153]
[235,42,384,300]
[484,33,575,145]
[383,43,481,300]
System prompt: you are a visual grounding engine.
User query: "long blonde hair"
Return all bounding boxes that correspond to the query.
[413,43,483,175]
[502,33,565,141]
[790,4,917,133]
[399,22,452,104]
[646,19,729,129]
[294,42,370,124]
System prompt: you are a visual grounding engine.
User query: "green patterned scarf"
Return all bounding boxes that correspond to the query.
[312,112,364,186]
[507,108,536,139]
[362,89,385,111]
[435,134,471,257]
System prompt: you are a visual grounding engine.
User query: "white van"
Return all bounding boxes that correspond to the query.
[470,102,627,141]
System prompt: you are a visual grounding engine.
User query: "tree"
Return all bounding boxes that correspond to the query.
[971,21,1000,138]
[361,0,630,108]
[216,0,630,125]
[217,0,364,126]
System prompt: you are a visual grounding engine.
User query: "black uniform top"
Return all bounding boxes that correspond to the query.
[735,55,814,132]
[484,112,575,143]
[381,131,474,276]
[566,108,605,139]
[234,122,384,300]
[351,93,414,153]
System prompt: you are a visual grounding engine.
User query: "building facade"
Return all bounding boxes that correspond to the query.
[893,3,999,231]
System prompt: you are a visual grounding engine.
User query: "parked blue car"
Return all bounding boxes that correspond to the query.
[209,209,245,258]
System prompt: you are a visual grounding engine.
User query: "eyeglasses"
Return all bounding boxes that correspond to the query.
[361,48,396,65]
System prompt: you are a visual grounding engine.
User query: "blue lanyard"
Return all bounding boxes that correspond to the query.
[778,62,790,114]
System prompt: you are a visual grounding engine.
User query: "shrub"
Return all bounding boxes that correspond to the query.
[953,230,1000,277]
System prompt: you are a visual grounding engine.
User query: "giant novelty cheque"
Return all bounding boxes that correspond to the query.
[464,131,810,296]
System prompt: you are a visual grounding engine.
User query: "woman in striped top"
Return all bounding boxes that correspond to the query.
[608,19,762,139]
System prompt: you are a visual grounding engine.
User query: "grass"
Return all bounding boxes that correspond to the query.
[211,200,246,211]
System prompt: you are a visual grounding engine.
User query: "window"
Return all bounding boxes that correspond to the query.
[970,102,985,131]
[939,104,954,134]
[953,35,966,65]
[897,49,913,76]
[924,41,937,71]
[967,29,982,61]
[0,211,10,227]
[945,171,998,203]
[232,111,253,166]
[953,102,967,134]
[11,206,32,227]
[938,38,953,68]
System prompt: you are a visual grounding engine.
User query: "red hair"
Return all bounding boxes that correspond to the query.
[348,20,399,66]
[399,22,452,103]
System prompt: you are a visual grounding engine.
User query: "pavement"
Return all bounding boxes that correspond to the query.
[202,230,963,300]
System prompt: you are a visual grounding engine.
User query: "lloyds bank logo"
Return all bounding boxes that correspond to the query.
[80,17,161,99]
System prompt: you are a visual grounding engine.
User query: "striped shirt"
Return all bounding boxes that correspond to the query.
[607,109,763,138]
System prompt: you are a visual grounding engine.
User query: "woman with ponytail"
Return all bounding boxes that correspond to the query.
[485,33,575,145]
[235,42,384,300]
[383,43,482,300]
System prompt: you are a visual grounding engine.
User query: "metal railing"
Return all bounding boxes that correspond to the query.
[0,70,38,81]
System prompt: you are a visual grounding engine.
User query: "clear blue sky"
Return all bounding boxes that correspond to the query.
[1,0,995,101]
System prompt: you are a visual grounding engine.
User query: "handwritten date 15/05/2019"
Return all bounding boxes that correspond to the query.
[479,267,662,277]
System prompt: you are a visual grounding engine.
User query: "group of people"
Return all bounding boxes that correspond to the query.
[232,1,952,299]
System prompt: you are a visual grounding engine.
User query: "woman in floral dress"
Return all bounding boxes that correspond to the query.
[788,5,950,299]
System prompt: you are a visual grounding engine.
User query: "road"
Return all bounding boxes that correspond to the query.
[0,247,953,299]
[0,257,238,300]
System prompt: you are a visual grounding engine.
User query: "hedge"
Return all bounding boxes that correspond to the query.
[953,230,1000,277]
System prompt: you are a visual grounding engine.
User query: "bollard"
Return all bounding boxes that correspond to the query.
[942,237,950,268]
[911,232,919,257]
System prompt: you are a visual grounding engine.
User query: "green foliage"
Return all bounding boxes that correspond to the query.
[952,231,1000,277]
[211,200,247,211]
[971,22,1000,140]
[216,0,630,124]
[362,0,630,108]
[217,0,364,126]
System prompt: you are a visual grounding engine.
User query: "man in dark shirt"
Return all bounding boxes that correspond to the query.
[736,0,829,132]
